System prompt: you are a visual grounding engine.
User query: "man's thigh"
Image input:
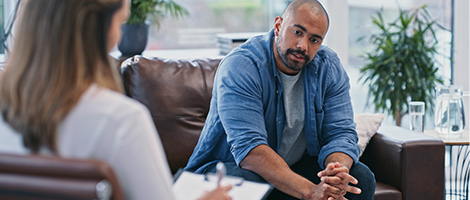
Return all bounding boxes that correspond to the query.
[204,156,322,183]
[345,162,376,200]
[203,156,375,200]
[203,156,323,200]
[204,161,267,183]
[291,156,375,200]
[290,155,323,184]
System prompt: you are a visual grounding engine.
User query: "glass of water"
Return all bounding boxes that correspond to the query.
[409,101,425,132]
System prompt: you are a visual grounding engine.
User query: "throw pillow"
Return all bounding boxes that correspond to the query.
[355,113,385,157]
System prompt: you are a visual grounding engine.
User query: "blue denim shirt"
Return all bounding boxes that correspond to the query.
[185,29,359,172]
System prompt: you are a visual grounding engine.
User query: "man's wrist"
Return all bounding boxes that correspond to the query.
[324,152,353,169]
[299,182,316,200]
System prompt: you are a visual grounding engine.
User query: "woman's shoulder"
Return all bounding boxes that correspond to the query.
[77,84,149,118]
[60,85,154,135]
[58,84,157,156]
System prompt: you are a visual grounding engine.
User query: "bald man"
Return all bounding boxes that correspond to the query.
[185,0,375,199]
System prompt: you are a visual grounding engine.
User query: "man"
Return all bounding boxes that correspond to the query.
[185,0,375,199]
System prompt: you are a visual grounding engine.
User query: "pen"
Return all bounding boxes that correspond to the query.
[216,161,226,187]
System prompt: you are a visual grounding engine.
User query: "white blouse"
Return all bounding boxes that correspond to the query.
[0,85,176,200]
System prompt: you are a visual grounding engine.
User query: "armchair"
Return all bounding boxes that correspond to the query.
[0,153,124,200]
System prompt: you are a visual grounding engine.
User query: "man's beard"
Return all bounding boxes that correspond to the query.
[276,41,310,72]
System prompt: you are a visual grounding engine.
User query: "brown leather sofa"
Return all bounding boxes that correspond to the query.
[121,56,445,200]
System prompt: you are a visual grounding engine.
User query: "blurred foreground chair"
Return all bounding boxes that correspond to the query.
[0,153,124,200]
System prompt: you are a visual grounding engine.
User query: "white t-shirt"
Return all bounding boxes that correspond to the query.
[0,85,176,200]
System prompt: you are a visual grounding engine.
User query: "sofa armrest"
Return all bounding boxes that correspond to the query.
[360,124,445,200]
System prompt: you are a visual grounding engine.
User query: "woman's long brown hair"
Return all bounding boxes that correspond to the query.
[0,0,123,153]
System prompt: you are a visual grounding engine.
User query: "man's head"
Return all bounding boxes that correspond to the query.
[273,0,329,75]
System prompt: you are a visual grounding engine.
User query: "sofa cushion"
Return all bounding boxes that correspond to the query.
[374,182,402,200]
[121,56,221,173]
[355,113,385,157]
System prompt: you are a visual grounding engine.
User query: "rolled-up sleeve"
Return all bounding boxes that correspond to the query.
[317,54,360,169]
[216,55,269,165]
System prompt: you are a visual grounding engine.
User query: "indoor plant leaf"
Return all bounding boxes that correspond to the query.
[359,5,448,126]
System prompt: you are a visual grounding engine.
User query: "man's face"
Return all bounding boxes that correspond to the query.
[273,5,328,74]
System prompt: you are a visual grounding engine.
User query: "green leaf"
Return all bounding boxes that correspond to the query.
[127,0,189,25]
[359,4,449,125]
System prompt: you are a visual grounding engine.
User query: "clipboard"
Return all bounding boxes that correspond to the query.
[173,169,273,200]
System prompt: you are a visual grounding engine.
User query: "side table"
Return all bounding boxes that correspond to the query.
[423,130,470,200]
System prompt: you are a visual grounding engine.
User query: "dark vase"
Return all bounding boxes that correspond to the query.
[118,23,149,56]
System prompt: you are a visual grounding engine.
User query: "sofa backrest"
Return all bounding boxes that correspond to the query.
[121,56,221,173]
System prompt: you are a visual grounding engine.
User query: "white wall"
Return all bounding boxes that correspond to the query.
[453,0,470,130]
[319,0,349,69]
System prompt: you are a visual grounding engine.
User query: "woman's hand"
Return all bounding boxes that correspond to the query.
[197,185,233,200]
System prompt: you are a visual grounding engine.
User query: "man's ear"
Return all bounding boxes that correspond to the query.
[274,16,283,36]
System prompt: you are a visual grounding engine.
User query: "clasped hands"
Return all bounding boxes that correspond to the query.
[308,162,361,200]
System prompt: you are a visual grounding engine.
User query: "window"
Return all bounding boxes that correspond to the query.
[147,0,291,50]
[150,0,458,128]
[348,0,453,84]
[345,0,455,128]
[150,0,453,81]
[1,0,18,62]
[0,0,4,54]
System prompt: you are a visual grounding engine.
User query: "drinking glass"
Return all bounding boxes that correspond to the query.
[409,101,425,132]
[434,85,466,138]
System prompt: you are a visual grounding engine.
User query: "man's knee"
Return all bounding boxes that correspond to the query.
[348,162,376,200]
[351,162,375,183]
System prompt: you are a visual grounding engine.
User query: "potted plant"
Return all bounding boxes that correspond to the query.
[359,5,447,126]
[118,0,188,56]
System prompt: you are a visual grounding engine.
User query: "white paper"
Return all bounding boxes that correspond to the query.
[172,171,271,200]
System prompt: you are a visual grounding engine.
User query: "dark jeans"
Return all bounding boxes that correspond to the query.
[205,155,375,200]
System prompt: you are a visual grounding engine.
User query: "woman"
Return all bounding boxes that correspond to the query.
[0,0,231,199]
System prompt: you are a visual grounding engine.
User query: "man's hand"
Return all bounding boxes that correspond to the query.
[317,162,361,199]
[304,181,343,200]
